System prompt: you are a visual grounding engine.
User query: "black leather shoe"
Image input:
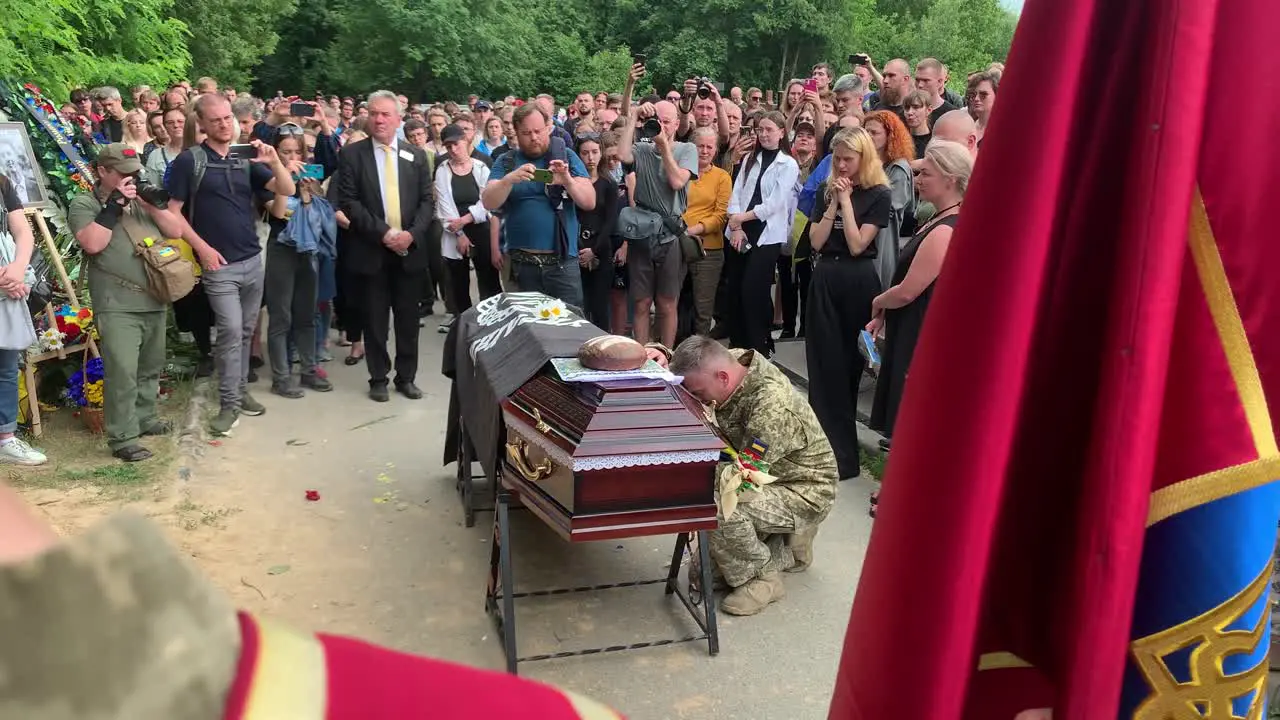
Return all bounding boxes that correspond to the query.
[369,384,390,402]
[395,382,424,400]
[112,444,153,462]
[878,437,892,451]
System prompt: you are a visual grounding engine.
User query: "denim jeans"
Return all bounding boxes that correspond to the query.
[0,348,19,434]
[511,256,584,308]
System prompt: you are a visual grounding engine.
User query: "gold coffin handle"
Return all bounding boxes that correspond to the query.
[506,438,553,482]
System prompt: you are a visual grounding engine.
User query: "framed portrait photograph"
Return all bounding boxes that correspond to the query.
[0,122,49,209]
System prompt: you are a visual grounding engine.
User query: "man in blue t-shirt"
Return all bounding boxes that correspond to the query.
[482,104,595,308]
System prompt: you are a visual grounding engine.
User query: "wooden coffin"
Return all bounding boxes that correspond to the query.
[500,371,723,542]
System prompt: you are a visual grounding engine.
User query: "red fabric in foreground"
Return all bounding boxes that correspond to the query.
[824,0,1268,717]
[319,632,614,719]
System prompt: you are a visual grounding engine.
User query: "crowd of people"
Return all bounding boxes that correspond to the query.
[0,55,995,471]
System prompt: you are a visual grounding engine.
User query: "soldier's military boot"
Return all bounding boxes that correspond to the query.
[785,525,818,573]
[720,573,786,616]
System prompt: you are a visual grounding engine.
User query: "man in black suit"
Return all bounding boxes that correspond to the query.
[337,90,435,402]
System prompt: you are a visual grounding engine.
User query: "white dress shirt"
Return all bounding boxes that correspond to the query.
[727,150,800,248]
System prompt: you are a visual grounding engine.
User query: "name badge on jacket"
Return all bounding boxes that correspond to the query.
[399,150,415,163]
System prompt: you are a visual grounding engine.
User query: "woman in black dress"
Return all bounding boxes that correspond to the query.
[574,133,618,331]
[868,139,972,441]
[805,127,892,481]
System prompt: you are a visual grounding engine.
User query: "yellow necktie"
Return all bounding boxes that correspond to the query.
[382,144,401,231]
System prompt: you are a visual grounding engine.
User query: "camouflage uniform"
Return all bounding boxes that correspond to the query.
[0,512,621,720]
[708,350,839,588]
[0,513,240,720]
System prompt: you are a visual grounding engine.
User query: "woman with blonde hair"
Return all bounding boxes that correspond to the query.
[804,126,891,481]
[866,140,971,512]
[122,109,150,154]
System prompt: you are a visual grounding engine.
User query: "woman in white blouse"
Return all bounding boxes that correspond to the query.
[435,123,501,319]
[725,110,800,356]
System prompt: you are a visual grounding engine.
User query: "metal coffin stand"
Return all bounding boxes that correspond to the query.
[483,375,725,674]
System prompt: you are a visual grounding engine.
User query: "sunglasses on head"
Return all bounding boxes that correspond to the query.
[577,132,602,143]
[277,123,305,136]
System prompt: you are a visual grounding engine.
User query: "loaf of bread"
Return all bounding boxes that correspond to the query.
[578,335,647,371]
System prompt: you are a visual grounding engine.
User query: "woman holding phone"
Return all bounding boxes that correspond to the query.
[725,110,799,356]
[263,124,335,398]
[804,127,891,481]
[435,123,499,315]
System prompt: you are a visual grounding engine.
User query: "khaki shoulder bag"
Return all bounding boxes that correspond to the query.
[116,211,197,303]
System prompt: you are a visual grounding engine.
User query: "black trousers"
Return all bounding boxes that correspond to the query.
[423,220,448,312]
[580,262,613,333]
[173,283,214,358]
[337,266,364,343]
[804,255,881,479]
[795,258,812,336]
[724,243,781,355]
[362,262,426,386]
[445,251,503,315]
[776,253,798,335]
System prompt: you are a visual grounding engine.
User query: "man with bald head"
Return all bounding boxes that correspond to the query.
[617,97,699,348]
[872,58,913,124]
[932,109,979,158]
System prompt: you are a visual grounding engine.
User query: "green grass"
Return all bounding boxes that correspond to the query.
[861,451,888,482]
[58,464,149,486]
[7,376,197,499]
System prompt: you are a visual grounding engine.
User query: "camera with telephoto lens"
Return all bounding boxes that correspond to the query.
[694,77,715,99]
[638,117,662,142]
[129,173,171,208]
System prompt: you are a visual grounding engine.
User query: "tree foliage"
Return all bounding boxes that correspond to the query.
[251,0,1015,100]
[172,0,297,91]
[0,0,189,100]
[1,0,1016,104]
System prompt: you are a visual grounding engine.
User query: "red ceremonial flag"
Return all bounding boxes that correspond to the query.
[829,0,1280,718]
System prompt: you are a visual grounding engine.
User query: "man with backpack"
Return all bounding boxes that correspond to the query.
[481,103,595,308]
[166,93,298,437]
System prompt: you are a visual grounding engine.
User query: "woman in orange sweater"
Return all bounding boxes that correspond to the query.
[681,127,733,337]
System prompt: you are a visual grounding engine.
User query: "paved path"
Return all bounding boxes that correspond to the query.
[187,319,876,720]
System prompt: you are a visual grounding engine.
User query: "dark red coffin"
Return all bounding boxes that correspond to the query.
[500,372,723,542]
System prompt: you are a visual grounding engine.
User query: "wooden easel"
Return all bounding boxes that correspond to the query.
[21,209,99,437]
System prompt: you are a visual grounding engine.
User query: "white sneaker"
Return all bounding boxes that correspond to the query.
[0,438,48,466]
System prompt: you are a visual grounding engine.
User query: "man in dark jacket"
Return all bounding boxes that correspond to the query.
[336,90,435,402]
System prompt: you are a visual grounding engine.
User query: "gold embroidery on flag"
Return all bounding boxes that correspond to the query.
[1146,190,1279,527]
[1129,561,1268,720]
[976,651,1033,671]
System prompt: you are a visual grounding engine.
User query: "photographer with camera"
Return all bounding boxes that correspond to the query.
[68,145,201,462]
[616,69,699,349]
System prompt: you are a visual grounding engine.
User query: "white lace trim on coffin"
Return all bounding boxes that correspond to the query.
[505,413,722,471]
